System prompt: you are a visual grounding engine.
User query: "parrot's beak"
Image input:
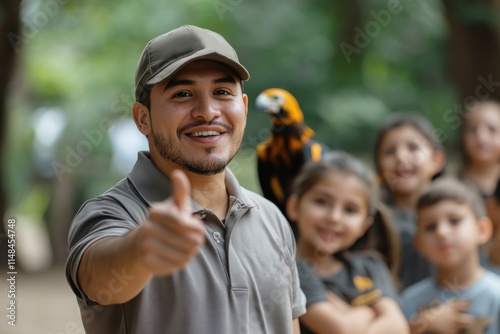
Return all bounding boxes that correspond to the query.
[255,93,280,115]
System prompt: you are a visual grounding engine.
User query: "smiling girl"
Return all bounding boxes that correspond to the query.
[374,113,446,291]
[458,100,500,200]
[289,151,408,334]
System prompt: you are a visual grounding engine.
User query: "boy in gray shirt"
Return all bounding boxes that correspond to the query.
[401,178,500,334]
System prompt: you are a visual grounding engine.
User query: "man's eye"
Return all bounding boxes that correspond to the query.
[173,91,191,98]
[450,217,462,225]
[214,89,231,95]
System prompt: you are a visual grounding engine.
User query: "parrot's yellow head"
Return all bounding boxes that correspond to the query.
[255,88,304,126]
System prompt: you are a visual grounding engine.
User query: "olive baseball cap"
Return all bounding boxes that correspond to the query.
[135,25,250,101]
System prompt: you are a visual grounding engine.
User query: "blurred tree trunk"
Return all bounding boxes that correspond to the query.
[0,0,21,268]
[442,0,500,102]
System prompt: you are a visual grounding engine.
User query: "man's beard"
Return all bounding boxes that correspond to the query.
[152,132,240,175]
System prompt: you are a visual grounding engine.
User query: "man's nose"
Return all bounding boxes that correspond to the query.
[192,94,221,121]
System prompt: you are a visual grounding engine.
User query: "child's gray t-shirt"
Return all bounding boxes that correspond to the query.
[386,202,433,291]
[401,270,500,334]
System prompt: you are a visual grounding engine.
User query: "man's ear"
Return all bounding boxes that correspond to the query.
[478,216,493,245]
[242,94,248,117]
[133,102,152,136]
[286,194,299,222]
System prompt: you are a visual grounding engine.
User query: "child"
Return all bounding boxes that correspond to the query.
[374,113,446,290]
[484,177,500,274]
[458,99,500,200]
[402,178,500,334]
[288,151,409,334]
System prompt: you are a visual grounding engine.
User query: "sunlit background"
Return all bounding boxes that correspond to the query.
[1,0,499,332]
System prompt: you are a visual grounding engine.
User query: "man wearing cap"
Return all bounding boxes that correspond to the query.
[66,25,306,334]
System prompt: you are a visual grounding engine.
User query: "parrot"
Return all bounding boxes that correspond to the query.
[255,88,330,231]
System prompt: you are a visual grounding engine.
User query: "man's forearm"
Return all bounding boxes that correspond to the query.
[77,230,152,305]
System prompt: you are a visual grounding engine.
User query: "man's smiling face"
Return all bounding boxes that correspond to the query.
[146,60,248,175]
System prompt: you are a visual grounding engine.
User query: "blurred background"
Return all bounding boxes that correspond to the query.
[0,0,499,332]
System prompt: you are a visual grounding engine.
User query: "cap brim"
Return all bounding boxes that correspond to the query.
[146,50,249,87]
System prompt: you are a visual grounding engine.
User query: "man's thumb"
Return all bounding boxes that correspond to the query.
[171,170,191,211]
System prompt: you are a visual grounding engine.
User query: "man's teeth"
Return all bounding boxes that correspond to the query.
[190,131,221,137]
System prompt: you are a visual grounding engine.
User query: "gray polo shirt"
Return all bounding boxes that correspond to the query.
[66,151,305,334]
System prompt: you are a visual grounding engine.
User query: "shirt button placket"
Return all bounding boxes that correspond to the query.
[213,231,222,243]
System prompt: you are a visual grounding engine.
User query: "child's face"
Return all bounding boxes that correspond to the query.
[463,103,500,166]
[416,200,490,270]
[377,125,444,197]
[288,171,372,257]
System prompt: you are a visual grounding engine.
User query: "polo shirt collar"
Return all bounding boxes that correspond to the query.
[128,151,255,212]
[224,164,256,209]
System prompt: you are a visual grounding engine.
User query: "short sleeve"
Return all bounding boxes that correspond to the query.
[65,197,141,305]
[279,216,307,319]
[297,260,328,308]
[290,260,307,318]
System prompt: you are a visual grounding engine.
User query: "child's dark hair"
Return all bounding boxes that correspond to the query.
[290,151,401,279]
[417,177,487,219]
[373,112,444,178]
[350,202,401,282]
[459,99,500,167]
[291,151,378,214]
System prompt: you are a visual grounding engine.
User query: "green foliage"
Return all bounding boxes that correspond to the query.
[4,0,480,202]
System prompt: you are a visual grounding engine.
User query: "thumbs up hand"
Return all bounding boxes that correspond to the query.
[135,170,206,276]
